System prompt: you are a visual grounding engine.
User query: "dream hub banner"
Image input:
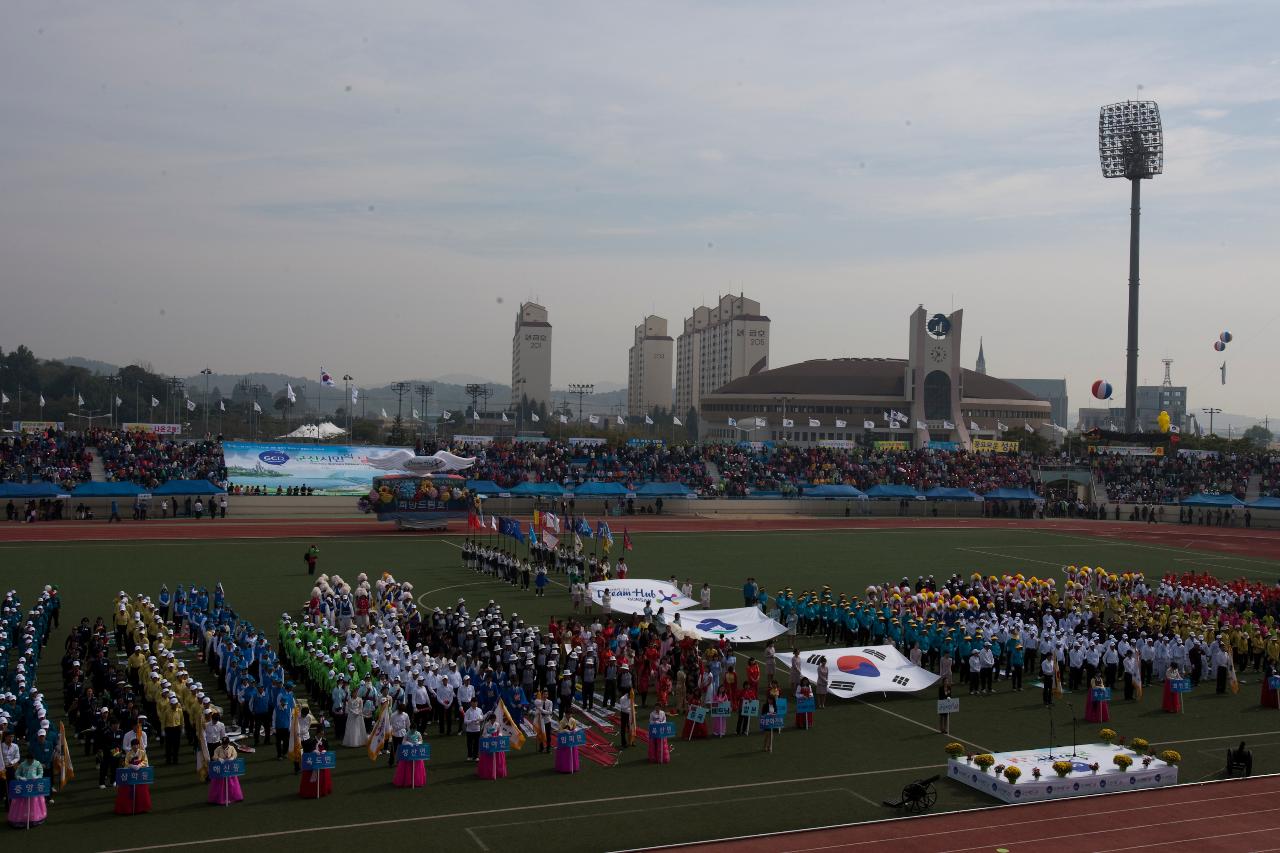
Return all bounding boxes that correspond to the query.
[223,441,423,495]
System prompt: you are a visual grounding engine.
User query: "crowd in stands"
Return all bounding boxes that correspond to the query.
[703,446,1040,497]
[91,430,225,489]
[450,440,711,492]
[0,432,92,489]
[1092,453,1255,504]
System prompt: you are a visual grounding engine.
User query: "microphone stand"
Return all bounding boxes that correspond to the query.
[1046,704,1056,760]
[1067,702,1078,758]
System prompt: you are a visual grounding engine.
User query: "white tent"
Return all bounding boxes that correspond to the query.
[277,421,347,440]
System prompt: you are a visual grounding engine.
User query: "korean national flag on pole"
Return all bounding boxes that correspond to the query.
[808,418,820,427]
[672,416,682,427]
[836,419,846,428]
[728,417,738,427]
[1024,421,1034,434]
[320,369,335,387]
[863,420,875,429]
[253,402,262,414]
[616,415,624,425]
[782,418,794,428]
[151,397,160,408]
[644,415,653,425]
[186,399,196,412]
[969,421,979,431]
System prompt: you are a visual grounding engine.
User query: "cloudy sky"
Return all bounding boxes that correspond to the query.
[2,1,1278,416]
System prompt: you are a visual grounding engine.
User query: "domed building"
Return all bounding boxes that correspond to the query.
[696,306,1052,450]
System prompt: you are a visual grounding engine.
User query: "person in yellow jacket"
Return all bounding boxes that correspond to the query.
[159,695,185,765]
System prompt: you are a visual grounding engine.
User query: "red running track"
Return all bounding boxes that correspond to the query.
[659,774,1280,853]
[3,516,1280,561]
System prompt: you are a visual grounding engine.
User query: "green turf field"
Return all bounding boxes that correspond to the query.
[6,525,1280,852]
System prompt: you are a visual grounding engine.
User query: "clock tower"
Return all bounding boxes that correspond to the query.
[906,305,970,448]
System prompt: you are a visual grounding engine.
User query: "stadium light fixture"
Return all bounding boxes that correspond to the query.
[1099,100,1163,433]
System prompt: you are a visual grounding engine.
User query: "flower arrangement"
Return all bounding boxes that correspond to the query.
[1031,767,1041,781]
[1114,754,1133,771]
[1089,762,1100,774]
[1003,765,1022,784]
[1132,738,1150,754]
[1052,760,1073,778]
[973,753,996,772]
[944,742,966,759]
[993,764,1006,777]
[1159,749,1182,766]
[1099,728,1118,744]
[1142,757,1153,768]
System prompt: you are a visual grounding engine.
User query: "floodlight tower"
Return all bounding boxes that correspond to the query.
[1099,100,1164,433]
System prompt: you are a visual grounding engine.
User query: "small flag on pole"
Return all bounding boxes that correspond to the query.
[672,416,682,426]
[530,412,540,422]
[352,387,359,405]
[808,418,820,427]
[115,395,123,407]
[186,399,196,411]
[836,419,847,428]
[1024,421,1034,434]
[782,418,794,428]
[381,408,389,419]
[253,402,262,414]
[863,420,875,429]
[286,384,297,403]
[644,415,653,425]
[616,415,625,425]
[150,396,159,408]
[559,414,568,423]
[77,393,85,406]
[589,414,600,425]
[728,417,737,427]
[220,400,226,412]
[969,420,979,431]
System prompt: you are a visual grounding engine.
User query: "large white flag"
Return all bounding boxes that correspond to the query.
[836,419,846,428]
[472,410,480,421]
[286,384,297,403]
[542,512,561,533]
[779,645,939,699]
[253,402,262,414]
[412,408,420,420]
[588,414,599,424]
[969,421,979,431]
[672,416,682,426]
[558,414,568,424]
[501,412,508,422]
[530,412,540,422]
[669,607,789,643]
[219,400,226,412]
[587,580,698,615]
[39,394,46,407]
[151,396,159,408]
[442,410,451,420]
[351,387,359,405]
[616,415,624,425]
[644,415,653,425]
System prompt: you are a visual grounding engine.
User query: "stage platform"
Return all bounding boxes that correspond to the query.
[947,742,1178,804]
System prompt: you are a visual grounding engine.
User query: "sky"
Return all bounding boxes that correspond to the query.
[2,1,1279,418]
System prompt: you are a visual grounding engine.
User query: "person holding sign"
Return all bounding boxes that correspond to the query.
[298,737,333,799]
[795,678,815,730]
[709,685,730,738]
[113,745,152,815]
[760,685,780,754]
[1162,664,1185,714]
[476,719,508,780]
[736,685,759,736]
[207,737,244,805]
[554,717,582,774]
[392,729,428,788]
[6,752,47,829]
[1260,662,1279,709]
[648,709,672,763]
[1084,674,1110,722]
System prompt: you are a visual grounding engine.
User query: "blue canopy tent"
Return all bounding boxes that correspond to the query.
[1246,496,1280,510]
[571,481,632,498]
[72,482,150,498]
[864,484,921,500]
[509,481,565,498]
[1180,492,1244,507]
[465,480,504,496]
[0,481,71,499]
[635,481,696,498]
[150,479,227,496]
[801,484,867,499]
[923,486,982,501]
[982,487,1040,501]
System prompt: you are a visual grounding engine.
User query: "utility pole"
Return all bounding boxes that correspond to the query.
[1201,407,1222,438]
[200,368,213,436]
[392,382,410,443]
[567,383,594,422]
[465,383,486,417]
[416,384,434,441]
[343,375,354,438]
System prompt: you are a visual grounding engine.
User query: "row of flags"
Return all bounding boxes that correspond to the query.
[467,510,633,554]
[727,412,1061,435]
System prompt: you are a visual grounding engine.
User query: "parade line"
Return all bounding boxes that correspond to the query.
[94,763,945,852]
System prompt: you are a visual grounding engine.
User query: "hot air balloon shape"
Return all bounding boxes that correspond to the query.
[1219,331,1233,344]
[1091,380,1113,400]
[1214,340,1226,352]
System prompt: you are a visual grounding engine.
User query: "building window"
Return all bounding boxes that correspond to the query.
[924,370,951,421]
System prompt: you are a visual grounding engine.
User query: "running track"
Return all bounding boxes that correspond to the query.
[3,515,1280,561]
[656,774,1280,853]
